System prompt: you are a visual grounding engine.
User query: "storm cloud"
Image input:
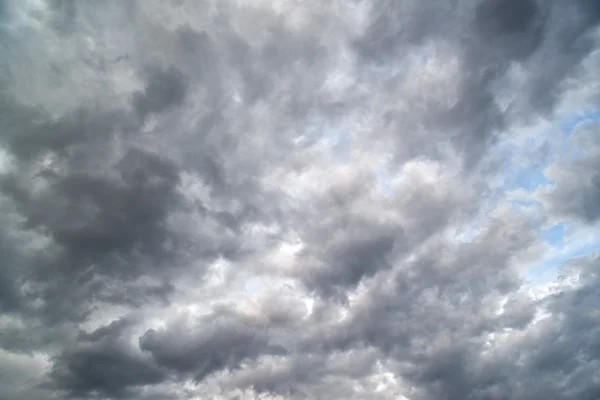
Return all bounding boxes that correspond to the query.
[1,1,599,399]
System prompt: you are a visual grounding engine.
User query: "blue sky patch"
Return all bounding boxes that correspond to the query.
[542,222,565,246]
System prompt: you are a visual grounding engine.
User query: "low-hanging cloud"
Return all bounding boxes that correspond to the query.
[0,1,599,399]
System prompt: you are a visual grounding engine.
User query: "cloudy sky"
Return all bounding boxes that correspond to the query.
[1,0,599,399]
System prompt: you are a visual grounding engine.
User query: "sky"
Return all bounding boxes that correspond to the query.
[0,1,599,399]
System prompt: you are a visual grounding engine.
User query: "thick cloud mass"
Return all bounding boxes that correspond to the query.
[0,1,599,399]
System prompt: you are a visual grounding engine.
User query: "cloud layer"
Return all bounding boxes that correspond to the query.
[1,1,599,399]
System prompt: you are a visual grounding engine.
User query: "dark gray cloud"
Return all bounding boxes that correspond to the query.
[474,0,546,60]
[554,171,600,223]
[50,318,166,399]
[139,307,287,382]
[1,0,599,399]
[133,66,188,120]
[0,58,248,328]
[0,95,183,323]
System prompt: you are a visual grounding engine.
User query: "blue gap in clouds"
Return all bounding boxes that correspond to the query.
[506,109,600,194]
[560,109,600,136]
[526,229,600,283]
[519,110,600,283]
[542,222,565,246]
[511,167,553,191]
[560,110,600,162]
[499,140,552,193]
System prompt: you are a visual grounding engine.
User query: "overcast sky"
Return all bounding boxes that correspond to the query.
[1,1,599,399]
